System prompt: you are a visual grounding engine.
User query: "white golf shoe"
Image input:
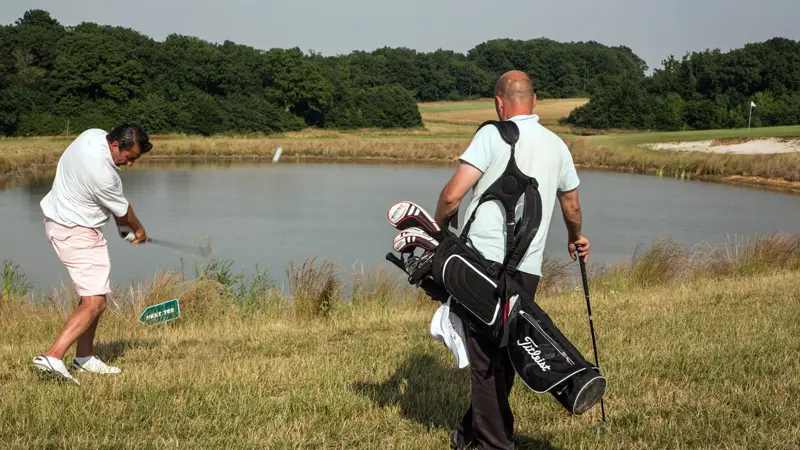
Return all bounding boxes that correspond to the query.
[32,355,80,385]
[70,356,121,375]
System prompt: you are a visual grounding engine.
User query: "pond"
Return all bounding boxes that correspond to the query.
[2,161,799,292]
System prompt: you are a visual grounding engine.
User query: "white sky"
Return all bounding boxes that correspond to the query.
[3,0,799,72]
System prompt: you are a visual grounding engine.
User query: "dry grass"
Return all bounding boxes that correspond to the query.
[566,137,800,192]
[286,257,343,318]
[2,235,799,448]
[3,106,800,193]
[420,98,588,128]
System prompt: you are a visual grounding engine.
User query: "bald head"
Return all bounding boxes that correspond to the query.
[495,70,534,100]
[493,70,535,120]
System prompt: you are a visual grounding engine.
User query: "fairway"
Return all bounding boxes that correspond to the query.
[584,125,800,150]
[419,98,588,128]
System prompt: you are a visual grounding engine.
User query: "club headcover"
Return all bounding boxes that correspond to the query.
[388,201,441,236]
[393,227,439,253]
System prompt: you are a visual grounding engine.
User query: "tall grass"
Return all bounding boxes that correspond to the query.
[5,233,798,313]
[591,233,800,293]
[349,262,406,307]
[1,259,33,303]
[286,257,342,318]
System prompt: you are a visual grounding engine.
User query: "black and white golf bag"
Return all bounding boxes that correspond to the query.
[386,120,606,415]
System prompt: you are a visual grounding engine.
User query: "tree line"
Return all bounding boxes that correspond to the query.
[565,38,800,130]
[0,10,645,136]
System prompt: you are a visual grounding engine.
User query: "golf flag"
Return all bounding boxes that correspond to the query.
[751,101,757,108]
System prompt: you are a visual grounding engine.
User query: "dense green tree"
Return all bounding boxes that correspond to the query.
[2,9,797,135]
[566,38,800,130]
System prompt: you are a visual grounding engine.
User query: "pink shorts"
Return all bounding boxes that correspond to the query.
[45,219,111,297]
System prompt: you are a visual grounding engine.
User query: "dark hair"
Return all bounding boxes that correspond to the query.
[107,124,153,153]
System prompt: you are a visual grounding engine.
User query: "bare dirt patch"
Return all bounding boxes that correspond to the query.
[644,138,800,155]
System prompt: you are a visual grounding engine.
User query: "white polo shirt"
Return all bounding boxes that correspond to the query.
[458,114,580,276]
[41,129,130,229]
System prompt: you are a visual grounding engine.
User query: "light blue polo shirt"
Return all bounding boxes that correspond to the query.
[458,114,580,276]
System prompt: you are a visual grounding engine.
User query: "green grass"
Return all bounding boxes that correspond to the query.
[2,235,800,448]
[417,99,495,113]
[585,125,800,149]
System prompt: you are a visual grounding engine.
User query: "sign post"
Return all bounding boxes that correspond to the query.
[139,299,181,325]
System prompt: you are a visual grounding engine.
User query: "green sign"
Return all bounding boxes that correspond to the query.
[139,299,180,325]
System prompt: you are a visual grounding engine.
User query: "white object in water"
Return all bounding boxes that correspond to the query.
[272,147,283,163]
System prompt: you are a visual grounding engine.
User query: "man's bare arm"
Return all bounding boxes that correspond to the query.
[434,162,483,229]
[114,204,147,244]
[557,188,590,261]
[557,188,581,241]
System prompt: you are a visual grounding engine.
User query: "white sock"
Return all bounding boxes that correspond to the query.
[74,356,93,365]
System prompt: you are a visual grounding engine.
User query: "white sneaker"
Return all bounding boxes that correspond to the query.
[70,356,121,374]
[32,355,80,385]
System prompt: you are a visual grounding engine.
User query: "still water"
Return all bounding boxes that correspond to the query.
[2,161,799,292]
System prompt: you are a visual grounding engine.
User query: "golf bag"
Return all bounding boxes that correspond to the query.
[386,120,605,415]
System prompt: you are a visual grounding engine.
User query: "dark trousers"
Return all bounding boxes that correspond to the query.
[455,271,540,450]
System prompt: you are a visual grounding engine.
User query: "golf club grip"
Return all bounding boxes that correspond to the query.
[386,253,407,273]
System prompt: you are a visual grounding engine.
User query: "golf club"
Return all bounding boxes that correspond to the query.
[577,248,607,434]
[120,230,212,258]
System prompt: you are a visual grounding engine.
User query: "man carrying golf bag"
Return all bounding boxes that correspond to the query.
[431,70,598,449]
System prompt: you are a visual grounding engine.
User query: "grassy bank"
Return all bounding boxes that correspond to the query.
[2,235,800,448]
[567,126,800,192]
[2,99,800,193]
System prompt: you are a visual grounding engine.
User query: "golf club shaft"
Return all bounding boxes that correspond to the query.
[147,238,203,256]
[121,231,206,257]
[578,252,606,424]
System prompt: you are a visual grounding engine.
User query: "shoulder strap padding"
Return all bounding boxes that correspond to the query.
[476,120,520,147]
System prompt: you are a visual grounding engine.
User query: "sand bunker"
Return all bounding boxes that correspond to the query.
[644,138,800,155]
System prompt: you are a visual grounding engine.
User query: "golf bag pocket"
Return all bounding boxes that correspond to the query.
[439,254,502,326]
[507,301,606,414]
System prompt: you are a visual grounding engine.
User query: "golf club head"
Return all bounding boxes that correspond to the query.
[393,228,439,253]
[388,201,441,235]
[594,423,607,436]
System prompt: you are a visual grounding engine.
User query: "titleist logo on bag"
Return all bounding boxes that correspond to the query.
[517,336,551,372]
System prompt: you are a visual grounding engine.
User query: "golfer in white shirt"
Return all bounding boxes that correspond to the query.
[32,125,151,384]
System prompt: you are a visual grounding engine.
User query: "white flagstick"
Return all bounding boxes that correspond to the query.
[749,101,756,130]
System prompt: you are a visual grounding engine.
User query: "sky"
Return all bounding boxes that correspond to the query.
[2,0,799,72]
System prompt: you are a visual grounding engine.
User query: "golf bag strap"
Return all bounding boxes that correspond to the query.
[460,120,541,275]
[504,183,543,275]
[461,120,522,242]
